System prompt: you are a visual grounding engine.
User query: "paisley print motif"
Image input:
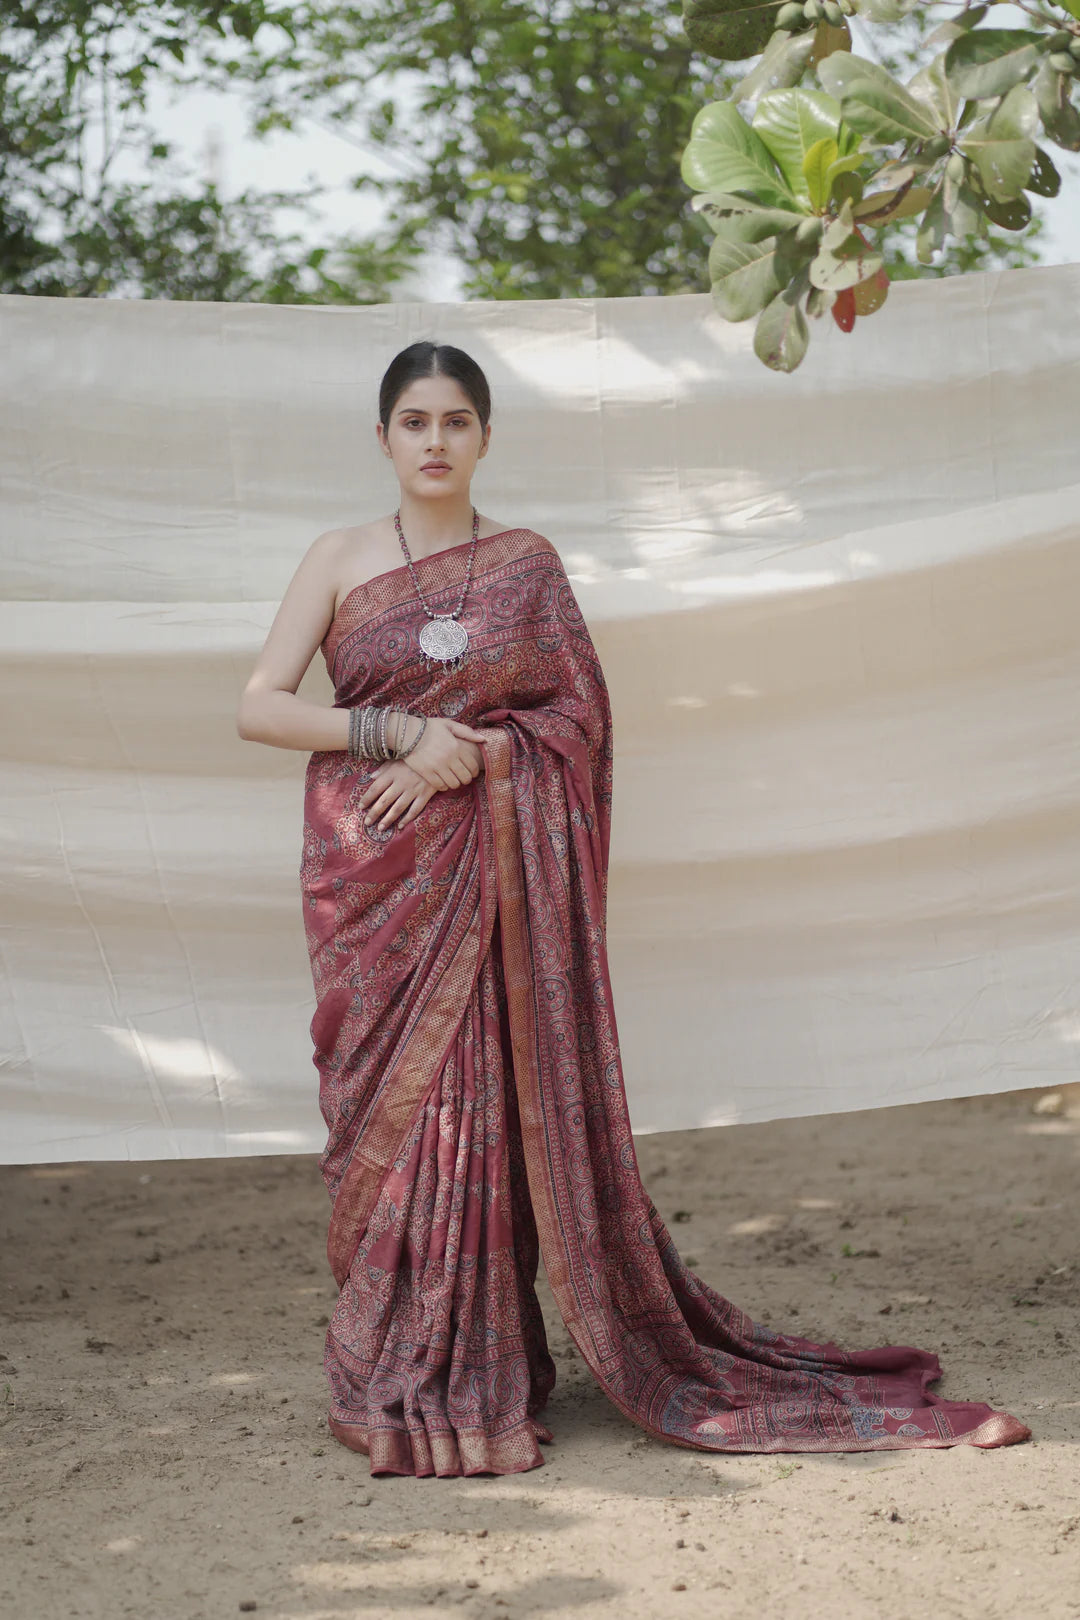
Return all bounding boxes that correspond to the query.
[300,527,1031,1477]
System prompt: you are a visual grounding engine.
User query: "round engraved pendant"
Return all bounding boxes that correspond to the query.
[418,615,469,664]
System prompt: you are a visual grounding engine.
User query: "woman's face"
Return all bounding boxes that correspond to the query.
[378,374,490,500]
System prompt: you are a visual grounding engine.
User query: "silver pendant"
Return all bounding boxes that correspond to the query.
[419,615,469,666]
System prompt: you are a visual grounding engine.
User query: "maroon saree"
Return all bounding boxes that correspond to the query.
[300,526,1030,1477]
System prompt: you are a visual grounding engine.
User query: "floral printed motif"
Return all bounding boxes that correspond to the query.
[301,529,1031,1476]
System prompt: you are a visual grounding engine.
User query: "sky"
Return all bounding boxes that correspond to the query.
[117,7,1080,299]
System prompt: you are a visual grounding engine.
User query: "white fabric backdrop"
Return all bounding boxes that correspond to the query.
[2,267,1079,1164]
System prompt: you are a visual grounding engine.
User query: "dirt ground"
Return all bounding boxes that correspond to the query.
[2,1085,1078,1620]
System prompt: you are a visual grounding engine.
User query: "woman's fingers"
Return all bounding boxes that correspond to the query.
[399,790,432,827]
[363,784,400,823]
[446,720,489,744]
[360,770,393,809]
[377,790,411,829]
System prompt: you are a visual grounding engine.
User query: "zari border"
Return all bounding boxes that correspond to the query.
[483,731,655,1438]
[482,730,596,1359]
[325,811,498,1289]
[327,1411,545,1477]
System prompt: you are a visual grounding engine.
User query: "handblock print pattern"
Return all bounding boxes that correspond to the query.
[300,529,1030,1475]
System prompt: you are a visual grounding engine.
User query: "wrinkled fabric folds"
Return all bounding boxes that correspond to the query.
[301,528,1031,1473]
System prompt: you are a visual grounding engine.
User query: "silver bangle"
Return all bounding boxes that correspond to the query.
[398,713,426,759]
[347,705,362,760]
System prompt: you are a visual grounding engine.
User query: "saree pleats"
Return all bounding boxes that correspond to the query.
[302,528,1030,1475]
[323,933,555,1476]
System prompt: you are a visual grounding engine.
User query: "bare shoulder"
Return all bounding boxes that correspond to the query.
[328,519,395,615]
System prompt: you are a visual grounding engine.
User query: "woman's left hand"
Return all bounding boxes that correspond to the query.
[359,760,438,831]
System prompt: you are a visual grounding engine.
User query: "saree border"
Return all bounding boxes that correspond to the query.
[482,729,672,1442]
[326,1411,545,1477]
[482,732,589,1345]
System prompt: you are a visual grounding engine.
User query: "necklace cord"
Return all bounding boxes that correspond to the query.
[394,505,480,623]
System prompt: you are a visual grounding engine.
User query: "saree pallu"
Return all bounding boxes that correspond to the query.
[300,527,1030,1477]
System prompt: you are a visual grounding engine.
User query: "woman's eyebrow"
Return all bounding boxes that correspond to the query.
[396,406,475,417]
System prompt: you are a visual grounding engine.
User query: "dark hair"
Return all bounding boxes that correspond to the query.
[378,340,492,434]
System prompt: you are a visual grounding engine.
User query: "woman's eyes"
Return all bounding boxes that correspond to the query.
[405,418,467,428]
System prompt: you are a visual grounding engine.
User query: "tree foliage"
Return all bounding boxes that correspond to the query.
[0,0,1058,307]
[212,0,1051,301]
[0,0,419,299]
[679,0,1073,369]
[194,0,723,300]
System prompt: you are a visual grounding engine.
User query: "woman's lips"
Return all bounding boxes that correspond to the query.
[422,464,450,475]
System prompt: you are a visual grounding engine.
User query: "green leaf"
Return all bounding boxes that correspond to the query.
[916,188,947,263]
[730,27,818,104]
[943,181,987,242]
[825,150,866,192]
[816,52,942,145]
[831,169,865,208]
[682,101,795,207]
[708,234,787,320]
[959,82,1038,201]
[852,181,934,221]
[682,0,786,63]
[691,192,810,242]
[943,29,1042,101]
[836,120,863,160]
[754,283,811,373]
[809,236,883,291]
[752,89,844,199]
[981,191,1032,229]
[803,137,838,213]
[774,225,819,284]
[907,51,962,132]
[1033,59,1080,153]
[1025,145,1062,197]
[810,200,882,286]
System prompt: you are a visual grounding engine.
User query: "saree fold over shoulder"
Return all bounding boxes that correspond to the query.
[300,527,1030,1478]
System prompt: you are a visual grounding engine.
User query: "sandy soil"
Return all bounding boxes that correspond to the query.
[2,1086,1078,1620]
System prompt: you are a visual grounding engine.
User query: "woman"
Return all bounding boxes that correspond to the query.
[237,340,1031,1478]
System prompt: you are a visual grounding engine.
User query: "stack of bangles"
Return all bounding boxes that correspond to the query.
[346,703,427,763]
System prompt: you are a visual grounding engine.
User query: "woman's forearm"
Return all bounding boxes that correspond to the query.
[237,688,351,752]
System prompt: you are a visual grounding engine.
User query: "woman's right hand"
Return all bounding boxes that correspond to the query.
[402,714,490,791]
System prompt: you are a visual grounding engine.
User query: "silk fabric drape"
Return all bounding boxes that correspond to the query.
[301,529,1029,1474]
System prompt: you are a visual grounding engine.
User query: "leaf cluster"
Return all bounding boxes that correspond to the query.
[680,0,1077,369]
